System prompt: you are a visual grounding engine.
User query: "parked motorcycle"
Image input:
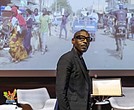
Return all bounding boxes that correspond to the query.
[0,19,11,49]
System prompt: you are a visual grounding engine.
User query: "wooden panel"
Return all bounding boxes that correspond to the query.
[89,70,134,77]
[0,70,56,77]
[0,70,134,77]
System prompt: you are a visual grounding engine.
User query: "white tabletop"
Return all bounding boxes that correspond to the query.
[0,104,22,110]
[95,100,109,105]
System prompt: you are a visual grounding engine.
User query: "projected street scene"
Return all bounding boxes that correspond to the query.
[0,0,134,70]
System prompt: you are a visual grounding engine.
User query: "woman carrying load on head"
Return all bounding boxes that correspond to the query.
[9,6,28,62]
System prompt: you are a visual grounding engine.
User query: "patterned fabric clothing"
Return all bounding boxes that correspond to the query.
[9,28,28,62]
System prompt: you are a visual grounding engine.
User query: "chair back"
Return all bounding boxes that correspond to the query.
[17,87,50,109]
[109,87,134,110]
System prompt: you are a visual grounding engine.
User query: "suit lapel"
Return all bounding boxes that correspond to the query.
[77,56,89,83]
[73,50,89,83]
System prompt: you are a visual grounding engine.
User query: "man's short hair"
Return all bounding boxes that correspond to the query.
[74,29,90,38]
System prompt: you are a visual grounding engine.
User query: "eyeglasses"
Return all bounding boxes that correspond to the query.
[75,35,92,42]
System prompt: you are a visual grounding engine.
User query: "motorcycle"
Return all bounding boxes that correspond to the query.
[0,19,11,49]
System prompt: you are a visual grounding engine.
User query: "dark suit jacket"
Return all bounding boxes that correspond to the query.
[56,48,91,110]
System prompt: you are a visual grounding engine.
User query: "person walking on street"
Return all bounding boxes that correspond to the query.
[48,11,53,36]
[23,8,33,55]
[33,8,40,25]
[9,6,28,62]
[56,29,92,110]
[130,13,134,39]
[39,8,50,54]
[59,13,69,40]
[114,4,127,51]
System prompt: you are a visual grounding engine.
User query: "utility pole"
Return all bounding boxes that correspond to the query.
[39,0,42,11]
[55,0,57,12]
[98,0,100,12]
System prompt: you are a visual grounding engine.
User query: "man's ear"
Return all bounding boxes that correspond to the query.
[72,38,75,44]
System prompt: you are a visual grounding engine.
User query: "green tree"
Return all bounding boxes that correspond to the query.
[51,0,72,14]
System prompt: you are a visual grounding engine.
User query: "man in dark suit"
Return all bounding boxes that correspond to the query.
[56,29,92,110]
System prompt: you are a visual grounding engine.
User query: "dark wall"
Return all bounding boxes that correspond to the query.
[0,70,56,104]
[1,70,134,77]
[0,77,56,104]
[0,70,134,104]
